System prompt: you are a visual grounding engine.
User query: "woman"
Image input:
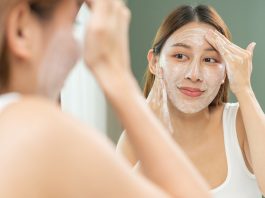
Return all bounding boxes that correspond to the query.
[0,0,211,197]
[117,5,265,198]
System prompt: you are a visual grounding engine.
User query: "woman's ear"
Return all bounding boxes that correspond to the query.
[147,49,159,75]
[6,2,37,61]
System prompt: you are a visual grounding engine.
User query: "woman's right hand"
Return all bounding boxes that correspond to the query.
[84,0,131,82]
[146,77,173,134]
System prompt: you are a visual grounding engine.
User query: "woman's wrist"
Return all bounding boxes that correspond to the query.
[235,86,254,103]
[91,63,142,105]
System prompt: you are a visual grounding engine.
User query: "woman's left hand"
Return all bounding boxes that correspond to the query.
[205,29,256,97]
[84,0,131,80]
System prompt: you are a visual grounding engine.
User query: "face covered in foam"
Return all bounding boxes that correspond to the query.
[158,22,226,114]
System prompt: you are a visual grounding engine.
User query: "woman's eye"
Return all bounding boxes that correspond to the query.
[175,54,187,60]
[204,57,217,63]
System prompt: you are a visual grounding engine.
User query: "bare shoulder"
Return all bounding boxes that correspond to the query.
[0,96,114,197]
[0,97,167,198]
[0,96,110,154]
[0,96,103,159]
[0,96,94,137]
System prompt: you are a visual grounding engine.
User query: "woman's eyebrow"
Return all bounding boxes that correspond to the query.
[170,43,218,53]
[204,47,218,52]
[171,43,192,49]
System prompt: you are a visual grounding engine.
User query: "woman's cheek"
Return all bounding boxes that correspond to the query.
[203,64,225,87]
[164,60,188,77]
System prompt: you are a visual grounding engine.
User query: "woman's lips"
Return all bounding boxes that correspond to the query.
[179,87,204,97]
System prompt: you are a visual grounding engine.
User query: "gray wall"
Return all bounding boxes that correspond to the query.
[128,0,265,110]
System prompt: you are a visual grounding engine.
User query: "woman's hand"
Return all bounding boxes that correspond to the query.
[205,29,256,97]
[84,0,131,81]
[146,76,173,134]
[84,0,140,108]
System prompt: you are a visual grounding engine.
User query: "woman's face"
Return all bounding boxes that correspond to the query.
[158,22,226,114]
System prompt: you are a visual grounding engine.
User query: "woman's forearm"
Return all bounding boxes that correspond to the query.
[100,71,211,198]
[236,88,265,193]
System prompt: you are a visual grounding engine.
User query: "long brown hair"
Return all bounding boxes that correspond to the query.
[143,5,231,106]
[0,0,60,90]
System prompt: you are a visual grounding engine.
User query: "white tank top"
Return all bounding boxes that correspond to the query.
[211,103,262,198]
[0,92,20,112]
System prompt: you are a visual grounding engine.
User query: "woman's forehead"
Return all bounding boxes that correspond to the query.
[164,24,216,49]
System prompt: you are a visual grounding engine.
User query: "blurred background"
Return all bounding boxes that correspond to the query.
[61,0,265,143]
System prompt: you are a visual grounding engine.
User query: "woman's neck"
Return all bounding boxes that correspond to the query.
[167,99,216,140]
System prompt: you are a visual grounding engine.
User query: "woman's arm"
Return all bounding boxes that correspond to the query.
[237,90,265,194]
[206,29,265,194]
[84,0,211,197]
[105,74,211,198]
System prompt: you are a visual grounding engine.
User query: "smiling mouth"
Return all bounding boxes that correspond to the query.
[178,87,205,97]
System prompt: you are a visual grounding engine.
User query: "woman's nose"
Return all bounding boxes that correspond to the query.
[184,61,203,82]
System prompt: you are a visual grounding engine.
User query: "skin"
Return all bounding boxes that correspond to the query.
[117,22,265,194]
[0,0,212,197]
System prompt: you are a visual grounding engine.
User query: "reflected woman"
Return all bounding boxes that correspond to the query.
[117,5,265,198]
